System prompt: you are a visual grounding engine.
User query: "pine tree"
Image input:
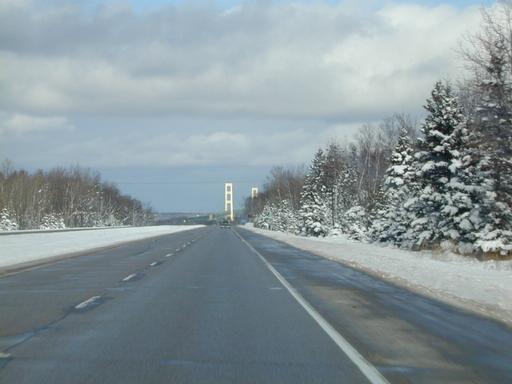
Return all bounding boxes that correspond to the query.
[337,158,359,215]
[254,200,300,234]
[0,208,18,231]
[436,125,470,246]
[372,126,415,244]
[254,202,276,230]
[39,213,66,230]
[405,81,466,248]
[340,205,369,241]
[277,199,300,233]
[277,199,299,233]
[299,149,330,237]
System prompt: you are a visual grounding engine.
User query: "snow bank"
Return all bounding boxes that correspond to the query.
[244,225,512,325]
[0,225,203,270]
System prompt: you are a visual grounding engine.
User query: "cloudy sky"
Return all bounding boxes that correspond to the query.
[0,0,492,212]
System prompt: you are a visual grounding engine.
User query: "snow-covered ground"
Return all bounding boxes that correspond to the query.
[244,224,512,325]
[0,226,130,235]
[0,225,203,270]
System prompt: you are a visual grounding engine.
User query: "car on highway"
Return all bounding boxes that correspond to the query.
[219,219,231,228]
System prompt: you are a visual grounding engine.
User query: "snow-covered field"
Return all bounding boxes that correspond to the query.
[0,225,203,270]
[244,224,512,325]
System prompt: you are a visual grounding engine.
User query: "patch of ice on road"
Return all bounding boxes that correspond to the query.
[244,225,512,325]
[0,225,203,270]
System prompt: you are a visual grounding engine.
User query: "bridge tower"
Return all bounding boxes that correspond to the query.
[224,183,234,222]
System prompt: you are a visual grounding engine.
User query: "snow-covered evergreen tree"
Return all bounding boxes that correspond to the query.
[254,202,276,230]
[254,203,273,230]
[254,200,299,233]
[430,119,493,254]
[371,127,415,244]
[276,199,300,233]
[39,213,66,230]
[340,205,369,241]
[404,82,466,248]
[0,208,18,231]
[337,158,359,214]
[299,149,330,237]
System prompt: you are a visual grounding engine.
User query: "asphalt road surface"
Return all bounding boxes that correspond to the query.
[0,226,511,383]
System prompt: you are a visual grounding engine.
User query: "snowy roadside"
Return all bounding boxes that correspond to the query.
[0,225,203,271]
[243,224,512,325]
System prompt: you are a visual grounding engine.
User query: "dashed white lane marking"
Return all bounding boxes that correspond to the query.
[122,273,137,282]
[0,352,12,359]
[166,253,174,257]
[75,296,102,310]
[149,262,158,267]
[234,230,390,384]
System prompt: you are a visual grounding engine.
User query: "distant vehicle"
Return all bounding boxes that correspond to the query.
[219,219,231,228]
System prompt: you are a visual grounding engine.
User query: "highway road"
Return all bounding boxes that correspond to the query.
[0,226,511,383]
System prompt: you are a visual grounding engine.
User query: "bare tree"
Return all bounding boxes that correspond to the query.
[0,160,154,230]
[459,2,512,209]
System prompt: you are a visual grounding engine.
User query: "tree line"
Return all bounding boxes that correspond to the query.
[249,4,512,258]
[0,160,154,230]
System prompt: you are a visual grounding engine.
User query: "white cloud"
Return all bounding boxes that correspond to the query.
[0,1,482,120]
[0,0,30,10]
[9,120,365,168]
[0,1,488,168]
[0,112,74,136]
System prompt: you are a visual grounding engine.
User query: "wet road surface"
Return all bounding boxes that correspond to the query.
[0,226,511,383]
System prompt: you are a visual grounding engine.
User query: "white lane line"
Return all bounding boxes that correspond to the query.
[75,296,101,310]
[122,273,137,282]
[166,253,174,257]
[234,231,390,384]
[149,262,158,267]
